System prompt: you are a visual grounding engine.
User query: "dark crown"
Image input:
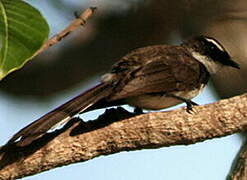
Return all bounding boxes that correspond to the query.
[182,35,240,69]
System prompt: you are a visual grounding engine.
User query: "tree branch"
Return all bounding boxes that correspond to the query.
[229,139,247,180]
[1,93,247,180]
[34,7,97,57]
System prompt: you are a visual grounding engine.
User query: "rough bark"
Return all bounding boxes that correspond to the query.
[1,93,247,180]
[230,140,247,180]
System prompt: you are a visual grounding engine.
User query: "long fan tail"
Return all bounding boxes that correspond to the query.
[7,82,114,146]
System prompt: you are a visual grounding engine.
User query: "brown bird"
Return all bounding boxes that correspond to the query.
[7,35,239,146]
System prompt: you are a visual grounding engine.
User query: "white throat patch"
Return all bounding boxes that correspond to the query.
[190,51,222,74]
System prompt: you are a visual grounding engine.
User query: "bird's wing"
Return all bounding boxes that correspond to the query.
[7,83,114,146]
[110,50,204,100]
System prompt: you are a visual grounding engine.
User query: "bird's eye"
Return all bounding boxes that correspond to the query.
[210,46,215,50]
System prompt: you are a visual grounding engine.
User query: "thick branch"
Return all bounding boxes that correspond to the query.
[1,93,247,179]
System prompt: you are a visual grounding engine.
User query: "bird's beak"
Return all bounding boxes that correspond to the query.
[228,59,240,69]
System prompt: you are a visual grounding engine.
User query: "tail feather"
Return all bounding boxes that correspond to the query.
[7,82,114,146]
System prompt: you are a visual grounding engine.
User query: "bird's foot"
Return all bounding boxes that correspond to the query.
[185,100,198,113]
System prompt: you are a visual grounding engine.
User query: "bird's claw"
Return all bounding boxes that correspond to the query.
[185,100,198,114]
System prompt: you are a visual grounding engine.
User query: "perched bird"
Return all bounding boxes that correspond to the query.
[7,35,239,146]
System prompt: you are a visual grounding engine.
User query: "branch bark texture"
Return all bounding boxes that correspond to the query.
[1,93,247,179]
[230,139,247,180]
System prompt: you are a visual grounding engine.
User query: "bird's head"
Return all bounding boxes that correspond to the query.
[182,35,240,73]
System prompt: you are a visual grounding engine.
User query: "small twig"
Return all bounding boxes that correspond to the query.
[34,7,97,56]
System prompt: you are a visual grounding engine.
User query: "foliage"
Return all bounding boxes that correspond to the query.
[0,0,49,80]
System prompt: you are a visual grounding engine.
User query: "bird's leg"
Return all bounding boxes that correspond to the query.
[74,11,79,18]
[166,94,199,113]
[134,107,144,115]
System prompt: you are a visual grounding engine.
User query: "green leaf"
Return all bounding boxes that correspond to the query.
[0,0,49,80]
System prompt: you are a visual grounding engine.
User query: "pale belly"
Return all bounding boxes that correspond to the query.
[125,87,204,110]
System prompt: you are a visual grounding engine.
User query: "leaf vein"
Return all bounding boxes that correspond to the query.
[0,1,8,70]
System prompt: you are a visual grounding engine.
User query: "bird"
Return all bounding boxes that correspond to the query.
[7,35,239,146]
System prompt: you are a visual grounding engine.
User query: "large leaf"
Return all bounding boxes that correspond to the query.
[0,0,49,80]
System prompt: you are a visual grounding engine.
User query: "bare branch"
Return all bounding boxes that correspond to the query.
[229,140,247,180]
[0,93,247,180]
[33,7,97,57]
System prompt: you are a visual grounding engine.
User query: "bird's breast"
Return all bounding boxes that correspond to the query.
[125,85,204,110]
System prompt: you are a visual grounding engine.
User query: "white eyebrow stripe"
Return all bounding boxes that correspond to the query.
[205,38,224,51]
